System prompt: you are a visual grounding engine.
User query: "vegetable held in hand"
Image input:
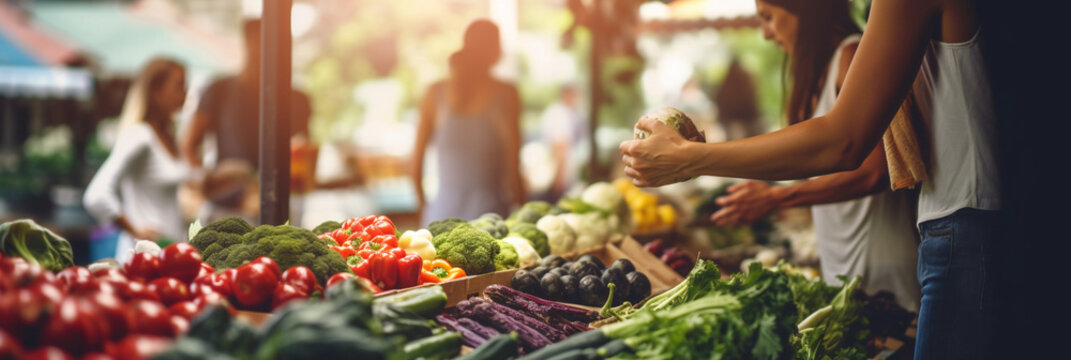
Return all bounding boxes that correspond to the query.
[632,107,706,142]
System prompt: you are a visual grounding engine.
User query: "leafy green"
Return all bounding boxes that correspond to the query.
[0,219,74,272]
[791,275,867,360]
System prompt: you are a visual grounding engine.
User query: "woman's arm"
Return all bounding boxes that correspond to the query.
[621,0,940,185]
[711,141,890,225]
[502,84,527,207]
[412,84,438,213]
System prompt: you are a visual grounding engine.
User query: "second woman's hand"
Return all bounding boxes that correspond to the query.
[619,116,697,187]
[710,181,782,226]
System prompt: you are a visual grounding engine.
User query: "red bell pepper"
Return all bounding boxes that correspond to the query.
[349,256,371,279]
[369,251,399,290]
[396,254,422,289]
[330,246,356,260]
[368,217,395,237]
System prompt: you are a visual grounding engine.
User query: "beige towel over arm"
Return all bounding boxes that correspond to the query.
[883,91,928,191]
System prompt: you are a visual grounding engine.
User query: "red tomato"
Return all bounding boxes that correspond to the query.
[4,257,58,289]
[106,335,171,360]
[196,262,215,279]
[40,298,112,356]
[281,266,320,294]
[21,346,72,360]
[168,301,201,320]
[146,277,190,306]
[91,268,128,283]
[326,273,355,289]
[168,314,189,335]
[270,283,308,311]
[0,328,24,359]
[81,291,129,341]
[56,266,93,289]
[0,282,65,338]
[233,263,278,308]
[124,253,160,283]
[158,243,203,284]
[190,272,232,297]
[102,280,159,303]
[248,257,281,278]
[126,300,172,337]
[192,291,235,315]
[80,353,115,360]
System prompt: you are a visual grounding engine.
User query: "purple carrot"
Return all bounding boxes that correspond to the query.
[436,314,488,348]
[457,299,553,352]
[483,284,600,323]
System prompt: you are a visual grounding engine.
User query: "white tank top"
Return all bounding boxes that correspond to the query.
[914,29,1001,224]
[811,34,921,312]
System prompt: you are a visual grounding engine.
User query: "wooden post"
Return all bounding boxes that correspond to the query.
[259,0,292,225]
[587,0,605,182]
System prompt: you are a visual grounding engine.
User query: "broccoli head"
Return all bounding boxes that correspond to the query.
[469,213,508,239]
[428,217,467,238]
[507,222,550,257]
[434,223,500,275]
[493,240,519,271]
[190,217,252,254]
[311,220,341,235]
[217,225,350,286]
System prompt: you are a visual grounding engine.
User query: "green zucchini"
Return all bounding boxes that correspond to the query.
[374,285,448,318]
[403,331,463,360]
[456,332,519,360]
[515,330,608,360]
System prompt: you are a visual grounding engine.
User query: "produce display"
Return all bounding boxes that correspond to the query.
[642,238,695,276]
[156,281,460,360]
[0,243,212,358]
[439,284,598,354]
[510,254,652,307]
[189,217,351,286]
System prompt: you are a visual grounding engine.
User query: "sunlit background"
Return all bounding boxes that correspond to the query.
[1,0,792,263]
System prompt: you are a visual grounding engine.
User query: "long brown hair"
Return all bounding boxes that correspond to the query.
[762,0,860,125]
[447,19,501,110]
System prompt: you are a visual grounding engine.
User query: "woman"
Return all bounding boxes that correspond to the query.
[85,58,189,262]
[711,0,920,312]
[412,19,526,226]
[620,0,998,358]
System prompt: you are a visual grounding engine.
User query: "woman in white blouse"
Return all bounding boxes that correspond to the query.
[84,58,189,262]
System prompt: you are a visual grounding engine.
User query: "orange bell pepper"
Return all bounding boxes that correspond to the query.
[420,259,466,284]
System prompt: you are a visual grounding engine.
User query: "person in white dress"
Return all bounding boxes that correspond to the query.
[84,58,190,262]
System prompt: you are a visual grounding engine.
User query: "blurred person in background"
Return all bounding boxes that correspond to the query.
[714,58,767,141]
[539,84,587,201]
[707,0,920,312]
[412,19,525,227]
[181,18,313,224]
[84,57,189,262]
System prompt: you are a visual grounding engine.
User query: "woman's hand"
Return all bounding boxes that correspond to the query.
[619,117,697,187]
[710,181,783,226]
[131,227,162,241]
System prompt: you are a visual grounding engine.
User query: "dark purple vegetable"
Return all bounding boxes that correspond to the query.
[544,314,592,334]
[476,298,567,341]
[626,271,652,304]
[511,269,542,296]
[600,267,629,306]
[610,258,635,274]
[576,254,605,270]
[540,272,565,301]
[568,261,600,280]
[530,266,551,279]
[456,299,553,352]
[436,314,488,348]
[457,317,501,341]
[559,274,579,303]
[560,261,575,271]
[548,267,568,278]
[483,284,600,323]
[578,275,608,307]
[540,255,567,268]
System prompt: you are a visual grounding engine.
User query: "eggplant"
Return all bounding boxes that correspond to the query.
[559,275,579,303]
[578,275,608,307]
[600,268,629,306]
[541,255,567,268]
[511,270,543,296]
[568,261,600,280]
[530,266,552,279]
[548,267,568,278]
[540,272,565,301]
[609,258,635,275]
[576,255,605,270]
[625,272,651,304]
[560,261,575,271]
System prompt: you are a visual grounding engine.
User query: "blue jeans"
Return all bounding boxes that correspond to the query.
[914,208,1000,360]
